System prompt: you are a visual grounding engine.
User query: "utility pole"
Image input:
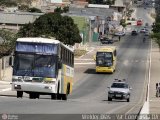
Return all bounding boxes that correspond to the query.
[89,18,92,43]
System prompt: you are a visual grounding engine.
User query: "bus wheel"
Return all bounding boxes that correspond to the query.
[57,94,61,100]
[57,82,61,100]
[29,93,36,99]
[35,93,40,99]
[62,84,70,100]
[62,94,67,100]
[17,91,23,98]
[51,94,56,100]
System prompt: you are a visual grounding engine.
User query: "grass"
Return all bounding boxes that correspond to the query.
[71,16,86,31]
[74,49,87,58]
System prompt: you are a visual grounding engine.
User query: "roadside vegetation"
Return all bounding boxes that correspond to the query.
[0,29,17,58]
[151,3,160,51]
[18,13,82,45]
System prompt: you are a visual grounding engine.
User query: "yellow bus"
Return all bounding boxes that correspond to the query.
[11,38,74,100]
[95,46,117,73]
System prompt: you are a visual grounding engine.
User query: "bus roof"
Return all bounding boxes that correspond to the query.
[97,46,116,52]
[16,37,74,52]
[17,37,60,44]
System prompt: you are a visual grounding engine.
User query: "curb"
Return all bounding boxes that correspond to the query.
[138,34,152,117]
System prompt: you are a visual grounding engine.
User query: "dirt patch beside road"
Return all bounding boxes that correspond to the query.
[74,49,87,58]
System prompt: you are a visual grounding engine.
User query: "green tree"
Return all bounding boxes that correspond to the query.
[121,23,127,31]
[152,23,160,33]
[120,19,126,25]
[0,29,17,58]
[151,33,160,51]
[18,13,82,45]
[54,7,63,13]
[151,2,160,51]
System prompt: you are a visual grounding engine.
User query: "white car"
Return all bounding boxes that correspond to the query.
[114,31,125,36]
[140,28,146,33]
[107,79,132,102]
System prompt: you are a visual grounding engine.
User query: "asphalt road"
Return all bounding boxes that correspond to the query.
[0,8,154,120]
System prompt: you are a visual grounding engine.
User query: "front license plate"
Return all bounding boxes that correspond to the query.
[116,94,121,97]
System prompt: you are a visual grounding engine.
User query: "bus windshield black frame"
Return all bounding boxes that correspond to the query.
[96,52,113,67]
[13,52,57,78]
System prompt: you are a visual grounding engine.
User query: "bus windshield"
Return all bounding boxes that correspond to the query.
[96,52,113,67]
[13,53,57,78]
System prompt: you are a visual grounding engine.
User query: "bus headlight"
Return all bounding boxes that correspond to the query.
[44,86,52,89]
[14,84,21,89]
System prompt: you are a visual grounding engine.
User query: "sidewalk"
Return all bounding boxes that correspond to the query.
[0,67,12,84]
[149,41,160,113]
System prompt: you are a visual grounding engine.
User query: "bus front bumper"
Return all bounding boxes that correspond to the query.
[12,82,56,93]
[96,67,113,73]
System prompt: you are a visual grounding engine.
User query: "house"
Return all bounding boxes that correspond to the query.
[63,6,122,43]
[0,12,44,30]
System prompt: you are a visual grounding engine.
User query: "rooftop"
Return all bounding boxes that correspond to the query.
[0,12,44,24]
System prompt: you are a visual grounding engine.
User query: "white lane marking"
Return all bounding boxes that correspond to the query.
[86,47,94,54]
[75,62,95,65]
[0,88,11,92]
[150,99,160,102]
[140,101,149,114]
[138,32,152,115]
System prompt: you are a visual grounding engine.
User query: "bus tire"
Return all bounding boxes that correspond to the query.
[29,93,36,99]
[57,94,61,100]
[108,97,112,101]
[62,94,67,100]
[57,82,61,100]
[62,84,70,100]
[51,94,56,100]
[35,93,40,99]
[17,91,23,98]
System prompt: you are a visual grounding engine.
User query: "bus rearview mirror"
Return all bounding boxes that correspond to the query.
[93,55,96,61]
[9,56,14,67]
